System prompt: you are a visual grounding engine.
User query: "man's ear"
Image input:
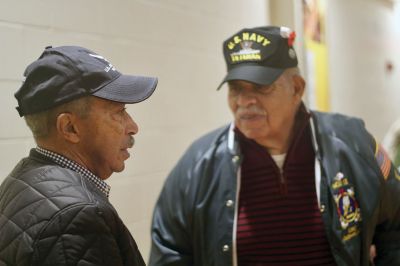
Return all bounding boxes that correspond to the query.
[292,75,306,99]
[56,113,80,143]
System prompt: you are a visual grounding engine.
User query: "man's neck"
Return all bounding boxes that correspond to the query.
[36,140,95,177]
[254,119,296,155]
[248,105,310,155]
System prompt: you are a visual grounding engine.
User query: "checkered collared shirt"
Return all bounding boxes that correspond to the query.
[36,147,111,197]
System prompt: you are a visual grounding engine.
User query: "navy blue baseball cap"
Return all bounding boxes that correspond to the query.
[15,45,158,116]
[217,26,298,89]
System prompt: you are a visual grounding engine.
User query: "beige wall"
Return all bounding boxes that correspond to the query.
[0,0,269,260]
[268,0,306,88]
[270,0,295,27]
[327,0,400,140]
[269,0,400,140]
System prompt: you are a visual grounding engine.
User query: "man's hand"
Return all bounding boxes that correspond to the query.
[370,244,376,264]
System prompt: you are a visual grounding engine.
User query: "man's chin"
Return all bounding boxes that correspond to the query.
[240,127,267,139]
[113,164,126,173]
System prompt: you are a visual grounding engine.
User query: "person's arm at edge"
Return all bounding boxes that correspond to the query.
[373,139,400,265]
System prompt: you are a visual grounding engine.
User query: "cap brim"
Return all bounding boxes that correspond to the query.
[92,74,158,103]
[217,65,284,90]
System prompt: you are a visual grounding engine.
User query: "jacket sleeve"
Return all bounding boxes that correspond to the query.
[373,143,400,265]
[31,203,138,266]
[149,154,195,266]
[149,125,231,265]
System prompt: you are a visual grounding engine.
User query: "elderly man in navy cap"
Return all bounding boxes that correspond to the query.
[0,46,157,266]
[150,26,400,266]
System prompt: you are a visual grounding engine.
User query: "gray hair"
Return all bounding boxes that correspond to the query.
[283,67,301,79]
[24,96,92,140]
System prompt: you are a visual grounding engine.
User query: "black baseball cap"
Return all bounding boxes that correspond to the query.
[15,45,158,117]
[217,26,298,89]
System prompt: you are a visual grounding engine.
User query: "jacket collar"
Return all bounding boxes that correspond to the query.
[228,122,238,155]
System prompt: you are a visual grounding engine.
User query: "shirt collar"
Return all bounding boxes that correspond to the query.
[35,147,111,197]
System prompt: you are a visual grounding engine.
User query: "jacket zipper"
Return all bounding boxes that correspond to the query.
[278,112,312,195]
[232,163,241,266]
[279,169,288,195]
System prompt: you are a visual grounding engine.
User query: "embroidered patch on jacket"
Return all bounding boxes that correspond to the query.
[375,144,391,180]
[332,172,362,241]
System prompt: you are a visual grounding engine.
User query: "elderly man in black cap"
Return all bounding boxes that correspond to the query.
[149,26,400,266]
[0,46,157,266]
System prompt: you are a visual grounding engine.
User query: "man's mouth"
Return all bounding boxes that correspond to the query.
[240,113,264,119]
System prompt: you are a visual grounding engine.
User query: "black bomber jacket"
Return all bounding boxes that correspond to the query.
[150,110,400,266]
[0,149,145,266]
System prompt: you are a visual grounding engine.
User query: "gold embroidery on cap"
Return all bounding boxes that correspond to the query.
[227,32,271,50]
[230,41,261,63]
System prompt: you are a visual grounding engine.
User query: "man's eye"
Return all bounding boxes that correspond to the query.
[257,85,274,94]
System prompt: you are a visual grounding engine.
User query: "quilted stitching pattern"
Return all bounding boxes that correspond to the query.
[0,151,144,266]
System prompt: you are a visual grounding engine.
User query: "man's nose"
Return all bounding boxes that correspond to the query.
[126,114,139,135]
[236,90,257,107]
